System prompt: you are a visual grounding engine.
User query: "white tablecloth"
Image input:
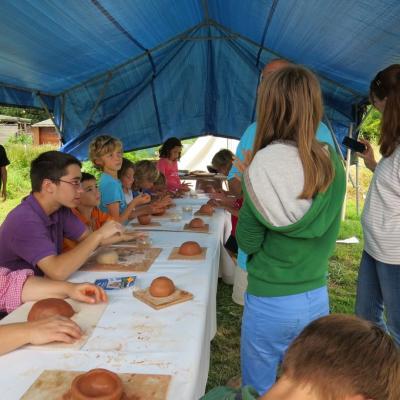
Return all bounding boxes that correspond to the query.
[0,197,228,400]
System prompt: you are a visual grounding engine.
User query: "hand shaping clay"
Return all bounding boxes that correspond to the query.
[96,250,119,265]
[70,368,123,400]
[27,298,75,322]
[149,276,175,298]
[178,241,202,256]
[138,214,152,225]
[189,217,205,228]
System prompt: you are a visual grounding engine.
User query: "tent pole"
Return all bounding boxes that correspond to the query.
[341,123,353,221]
[325,115,356,189]
[356,157,360,215]
[35,92,61,139]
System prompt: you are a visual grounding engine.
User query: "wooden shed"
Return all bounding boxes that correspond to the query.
[0,114,32,144]
[31,119,60,146]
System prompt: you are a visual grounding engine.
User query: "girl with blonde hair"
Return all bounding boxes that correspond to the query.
[236,65,346,394]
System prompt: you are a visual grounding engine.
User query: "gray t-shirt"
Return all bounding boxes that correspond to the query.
[362,145,400,264]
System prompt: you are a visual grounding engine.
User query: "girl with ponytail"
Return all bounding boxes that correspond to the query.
[356,64,400,347]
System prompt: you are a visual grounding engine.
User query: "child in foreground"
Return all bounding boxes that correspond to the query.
[0,267,107,355]
[89,136,150,223]
[202,314,400,400]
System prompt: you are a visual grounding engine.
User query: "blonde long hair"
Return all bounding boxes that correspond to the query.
[253,65,334,199]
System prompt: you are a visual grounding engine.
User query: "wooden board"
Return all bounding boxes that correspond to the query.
[0,299,107,350]
[168,247,207,261]
[81,247,162,272]
[129,222,161,228]
[133,288,193,310]
[183,223,209,233]
[151,211,175,219]
[21,369,171,400]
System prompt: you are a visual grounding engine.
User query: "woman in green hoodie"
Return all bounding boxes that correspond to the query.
[236,65,346,395]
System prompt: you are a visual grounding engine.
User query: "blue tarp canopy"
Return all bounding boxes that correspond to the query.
[0,0,399,159]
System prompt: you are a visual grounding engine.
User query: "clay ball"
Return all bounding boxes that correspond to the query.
[70,368,123,400]
[149,276,175,298]
[138,214,152,225]
[199,204,214,215]
[189,218,205,228]
[96,250,119,265]
[178,241,202,256]
[27,298,75,322]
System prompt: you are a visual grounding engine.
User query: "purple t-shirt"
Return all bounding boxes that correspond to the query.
[0,194,86,276]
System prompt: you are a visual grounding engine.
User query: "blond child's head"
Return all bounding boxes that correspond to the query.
[278,314,400,400]
[89,135,123,171]
[211,149,234,176]
[134,160,159,191]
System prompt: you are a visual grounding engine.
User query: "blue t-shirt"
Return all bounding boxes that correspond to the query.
[229,121,336,270]
[99,173,127,214]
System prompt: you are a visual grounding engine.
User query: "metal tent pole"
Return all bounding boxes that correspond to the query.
[341,123,353,221]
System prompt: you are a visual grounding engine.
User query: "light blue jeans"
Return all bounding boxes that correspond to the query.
[355,251,400,347]
[241,286,329,395]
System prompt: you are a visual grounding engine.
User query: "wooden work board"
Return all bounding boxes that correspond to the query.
[81,246,162,272]
[20,369,171,400]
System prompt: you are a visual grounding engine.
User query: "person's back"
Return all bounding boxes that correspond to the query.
[236,65,346,395]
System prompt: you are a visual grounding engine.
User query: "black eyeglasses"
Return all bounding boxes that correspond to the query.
[57,179,82,188]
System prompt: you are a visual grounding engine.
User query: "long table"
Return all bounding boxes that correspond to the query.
[0,196,229,400]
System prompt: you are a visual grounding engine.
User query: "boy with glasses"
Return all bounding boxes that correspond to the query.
[0,151,123,280]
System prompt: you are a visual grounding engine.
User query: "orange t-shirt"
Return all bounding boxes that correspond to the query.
[62,207,112,252]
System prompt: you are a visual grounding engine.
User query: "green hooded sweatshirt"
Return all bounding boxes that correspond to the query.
[236,145,345,297]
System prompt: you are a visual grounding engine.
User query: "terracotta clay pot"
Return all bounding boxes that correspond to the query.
[189,218,205,229]
[138,214,152,225]
[152,208,166,216]
[149,276,175,298]
[199,204,214,215]
[178,241,202,256]
[70,368,123,400]
[27,298,75,322]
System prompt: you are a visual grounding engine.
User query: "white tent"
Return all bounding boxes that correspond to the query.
[179,135,239,172]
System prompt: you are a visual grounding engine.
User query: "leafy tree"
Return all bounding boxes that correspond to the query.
[359,106,381,142]
[0,106,48,124]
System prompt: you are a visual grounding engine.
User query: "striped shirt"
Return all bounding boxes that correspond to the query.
[361,145,400,264]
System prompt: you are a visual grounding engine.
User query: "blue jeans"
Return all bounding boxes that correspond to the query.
[355,251,400,347]
[241,287,329,395]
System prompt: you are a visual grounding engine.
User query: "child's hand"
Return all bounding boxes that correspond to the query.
[181,182,191,192]
[96,220,124,241]
[158,195,172,207]
[26,316,82,345]
[149,203,165,214]
[357,139,377,171]
[133,193,151,206]
[67,283,108,304]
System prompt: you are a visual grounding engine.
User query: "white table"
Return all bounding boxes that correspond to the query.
[0,197,228,400]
